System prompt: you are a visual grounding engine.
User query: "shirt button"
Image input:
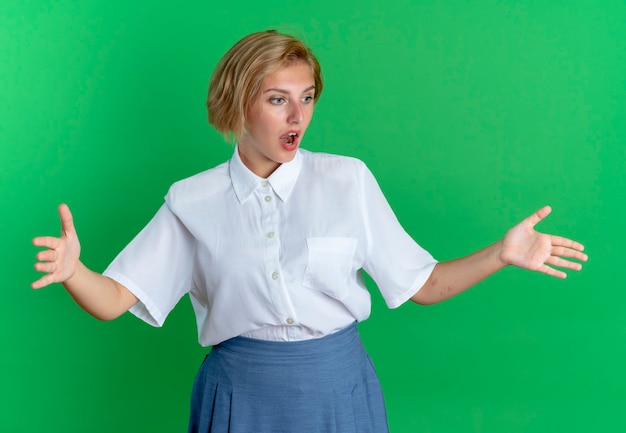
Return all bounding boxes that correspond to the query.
[285,317,295,325]
[271,271,280,280]
[261,180,269,187]
[267,231,275,239]
[264,195,272,202]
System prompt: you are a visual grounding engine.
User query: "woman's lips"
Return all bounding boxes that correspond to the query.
[279,131,300,150]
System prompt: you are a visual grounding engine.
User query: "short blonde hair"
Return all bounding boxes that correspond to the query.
[207,30,323,140]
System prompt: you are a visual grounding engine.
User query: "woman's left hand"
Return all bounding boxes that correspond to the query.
[499,206,588,278]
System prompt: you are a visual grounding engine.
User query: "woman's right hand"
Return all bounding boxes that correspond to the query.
[32,204,81,289]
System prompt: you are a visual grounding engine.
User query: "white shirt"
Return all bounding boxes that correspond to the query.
[103,148,437,346]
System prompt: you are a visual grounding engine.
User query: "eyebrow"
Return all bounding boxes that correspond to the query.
[263,85,316,94]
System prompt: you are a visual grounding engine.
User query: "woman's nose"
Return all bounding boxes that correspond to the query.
[287,102,304,124]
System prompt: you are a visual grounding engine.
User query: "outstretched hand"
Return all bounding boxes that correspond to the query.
[32,204,81,289]
[499,206,587,278]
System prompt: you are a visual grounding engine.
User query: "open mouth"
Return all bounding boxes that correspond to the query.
[280,131,299,148]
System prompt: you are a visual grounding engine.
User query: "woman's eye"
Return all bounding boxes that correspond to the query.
[302,95,314,103]
[269,97,286,105]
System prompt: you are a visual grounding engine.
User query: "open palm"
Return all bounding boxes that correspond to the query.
[499,206,587,279]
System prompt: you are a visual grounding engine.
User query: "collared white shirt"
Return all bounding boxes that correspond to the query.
[103,148,437,346]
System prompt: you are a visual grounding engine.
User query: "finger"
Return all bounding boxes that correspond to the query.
[34,261,57,274]
[537,264,567,279]
[551,246,588,262]
[58,203,76,237]
[36,249,58,262]
[545,255,583,271]
[32,236,62,249]
[550,234,585,250]
[31,274,56,290]
[526,205,552,227]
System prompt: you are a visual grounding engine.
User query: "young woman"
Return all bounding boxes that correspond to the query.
[32,30,587,432]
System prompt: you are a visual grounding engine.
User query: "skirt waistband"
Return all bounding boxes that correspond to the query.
[213,322,360,359]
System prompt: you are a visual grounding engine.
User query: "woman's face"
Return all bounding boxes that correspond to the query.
[238,62,316,178]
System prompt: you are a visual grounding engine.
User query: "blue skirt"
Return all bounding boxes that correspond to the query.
[188,323,389,433]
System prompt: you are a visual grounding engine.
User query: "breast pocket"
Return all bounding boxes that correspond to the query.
[302,237,358,301]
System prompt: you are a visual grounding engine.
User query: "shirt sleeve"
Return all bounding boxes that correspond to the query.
[103,203,196,327]
[359,164,438,308]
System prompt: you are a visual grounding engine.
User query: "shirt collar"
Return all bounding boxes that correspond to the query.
[229,146,303,204]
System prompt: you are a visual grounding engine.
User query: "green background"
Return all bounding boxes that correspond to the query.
[2,1,624,432]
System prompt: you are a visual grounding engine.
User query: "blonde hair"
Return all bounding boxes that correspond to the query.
[207,30,323,140]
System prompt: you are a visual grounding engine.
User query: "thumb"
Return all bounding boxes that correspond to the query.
[58,203,76,237]
[526,205,552,228]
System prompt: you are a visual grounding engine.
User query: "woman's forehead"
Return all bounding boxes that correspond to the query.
[261,63,315,91]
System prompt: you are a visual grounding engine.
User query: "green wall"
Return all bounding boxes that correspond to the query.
[2,1,625,431]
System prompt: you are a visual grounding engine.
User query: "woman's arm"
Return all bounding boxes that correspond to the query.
[32,204,138,320]
[411,206,587,305]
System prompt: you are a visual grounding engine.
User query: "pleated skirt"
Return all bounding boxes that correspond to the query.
[188,322,389,433]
